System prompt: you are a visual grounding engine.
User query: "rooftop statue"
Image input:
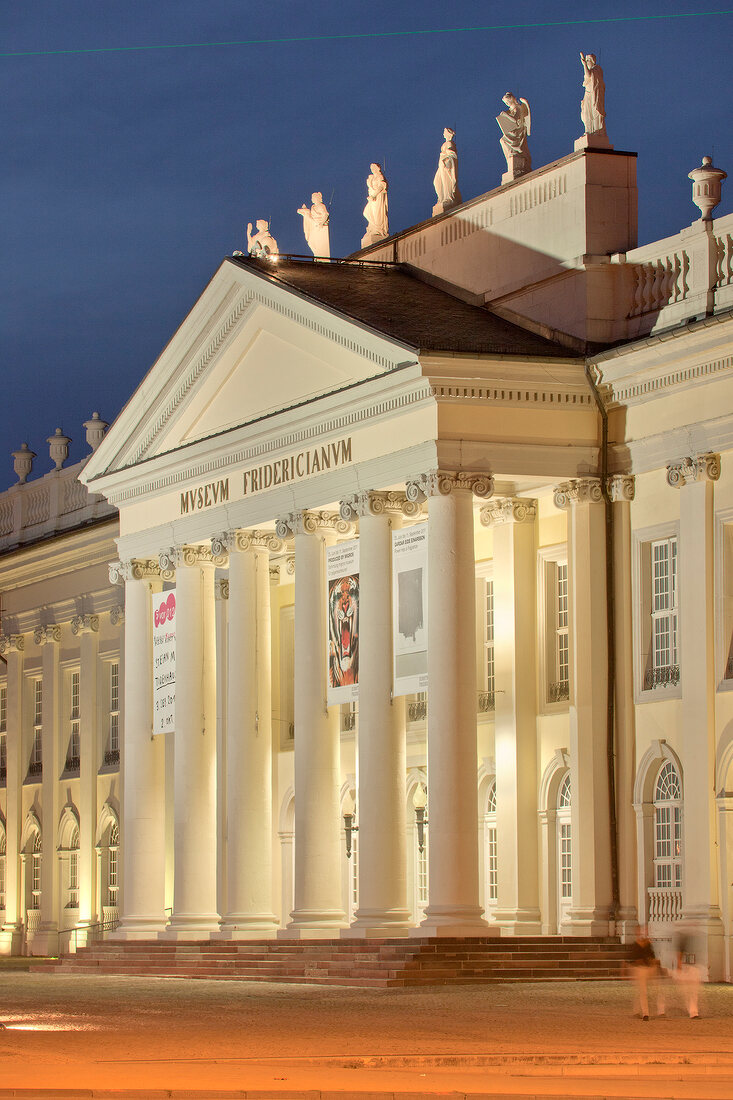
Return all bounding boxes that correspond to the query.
[433,127,462,216]
[361,163,389,248]
[246,219,279,258]
[575,52,612,150]
[496,93,531,183]
[297,192,330,259]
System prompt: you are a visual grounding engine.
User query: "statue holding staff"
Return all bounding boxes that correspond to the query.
[433,127,462,216]
[297,192,330,259]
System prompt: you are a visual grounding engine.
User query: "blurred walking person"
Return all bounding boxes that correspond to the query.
[626,925,665,1019]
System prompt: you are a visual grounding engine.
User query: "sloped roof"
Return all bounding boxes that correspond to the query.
[230,256,572,358]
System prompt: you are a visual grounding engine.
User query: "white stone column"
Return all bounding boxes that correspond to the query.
[480,497,541,934]
[554,478,612,936]
[0,635,25,955]
[409,471,494,936]
[607,475,638,939]
[72,614,99,939]
[276,510,349,937]
[218,530,281,937]
[340,491,415,937]
[112,559,167,939]
[36,624,62,955]
[668,452,724,978]
[163,546,220,937]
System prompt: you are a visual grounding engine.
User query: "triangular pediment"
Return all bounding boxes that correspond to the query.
[83,259,413,482]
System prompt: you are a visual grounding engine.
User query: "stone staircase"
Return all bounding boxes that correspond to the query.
[48,935,629,987]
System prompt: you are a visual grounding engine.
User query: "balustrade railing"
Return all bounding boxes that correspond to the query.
[644,665,680,690]
[28,761,42,777]
[407,699,427,722]
[64,755,80,773]
[103,749,120,766]
[478,691,495,713]
[647,886,683,925]
[548,680,569,703]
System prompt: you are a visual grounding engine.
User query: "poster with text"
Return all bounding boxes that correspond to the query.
[152,589,176,734]
[392,524,428,697]
[327,539,359,705]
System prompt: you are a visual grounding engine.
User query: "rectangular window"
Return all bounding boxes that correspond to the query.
[0,686,6,783]
[541,553,570,705]
[67,671,80,770]
[0,853,5,909]
[68,852,79,908]
[31,853,41,907]
[0,734,6,778]
[487,825,498,902]
[109,846,118,899]
[484,578,495,698]
[560,823,572,898]
[30,681,42,774]
[556,562,569,688]
[645,536,679,690]
[0,684,6,731]
[417,837,428,908]
[110,662,120,753]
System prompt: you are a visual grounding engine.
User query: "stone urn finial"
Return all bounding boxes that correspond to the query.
[47,427,71,470]
[688,156,727,220]
[12,442,36,484]
[83,411,108,452]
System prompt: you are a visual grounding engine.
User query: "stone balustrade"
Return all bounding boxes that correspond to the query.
[0,459,116,551]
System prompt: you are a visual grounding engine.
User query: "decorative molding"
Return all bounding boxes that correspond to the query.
[596,352,733,409]
[275,510,354,539]
[479,497,537,527]
[285,555,295,576]
[71,614,99,636]
[553,478,603,509]
[606,474,635,503]
[428,380,591,408]
[666,452,721,488]
[406,470,494,501]
[0,634,25,655]
[109,606,125,627]
[339,490,421,521]
[34,624,62,646]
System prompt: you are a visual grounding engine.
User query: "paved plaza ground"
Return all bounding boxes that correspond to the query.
[0,962,732,1099]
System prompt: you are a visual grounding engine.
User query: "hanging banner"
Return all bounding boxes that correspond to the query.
[152,589,176,734]
[392,524,428,697]
[327,539,359,705]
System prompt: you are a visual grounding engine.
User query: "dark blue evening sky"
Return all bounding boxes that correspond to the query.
[3,2,732,486]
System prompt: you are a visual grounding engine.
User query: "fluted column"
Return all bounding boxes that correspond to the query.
[276,510,351,937]
[668,452,724,978]
[554,478,612,936]
[607,475,638,939]
[217,530,281,937]
[480,497,541,934]
[162,546,220,936]
[111,559,167,939]
[35,624,62,955]
[340,491,417,937]
[409,471,494,936]
[0,634,25,955]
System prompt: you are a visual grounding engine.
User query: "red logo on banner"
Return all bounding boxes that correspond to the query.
[154,592,176,628]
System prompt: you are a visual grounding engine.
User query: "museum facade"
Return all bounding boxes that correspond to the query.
[1,140,733,978]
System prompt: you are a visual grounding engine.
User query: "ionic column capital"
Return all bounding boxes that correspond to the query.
[406,469,494,502]
[339,490,422,521]
[553,478,603,510]
[0,633,25,654]
[211,529,284,558]
[275,510,354,539]
[666,452,721,488]
[109,606,125,626]
[71,614,99,636]
[34,624,62,646]
[215,579,230,601]
[110,559,161,585]
[479,497,537,527]
[606,474,635,503]
[158,544,217,574]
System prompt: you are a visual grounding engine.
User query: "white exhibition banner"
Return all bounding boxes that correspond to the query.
[326,539,359,705]
[152,589,176,735]
[392,524,428,697]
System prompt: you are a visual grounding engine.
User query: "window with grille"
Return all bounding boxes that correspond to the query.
[109,662,120,755]
[541,553,570,705]
[652,538,678,673]
[68,826,79,908]
[108,822,119,906]
[0,833,6,910]
[30,681,42,774]
[417,837,428,908]
[558,773,572,900]
[555,563,569,689]
[485,578,495,696]
[486,780,498,904]
[31,833,42,908]
[654,761,682,889]
[66,671,80,771]
[350,832,358,910]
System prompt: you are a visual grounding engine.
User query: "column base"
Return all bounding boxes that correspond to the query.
[614,907,639,943]
[0,925,24,955]
[342,906,413,939]
[411,904,496,938]
[30,927,59,956]
[560,906,612,938]
[111,916,169,941]
[163,913,221,940]
[279,909,348,939]
[217,915,280,940]
[490,907,542,936]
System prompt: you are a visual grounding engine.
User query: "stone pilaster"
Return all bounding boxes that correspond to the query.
[74,614,99,938]
[480,498,541,934]
[0,635,25,955]
[34,624,62,955]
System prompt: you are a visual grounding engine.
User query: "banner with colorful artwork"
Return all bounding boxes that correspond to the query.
[152,589,176,734]
[327,540,359,705]
[392,524,428,697]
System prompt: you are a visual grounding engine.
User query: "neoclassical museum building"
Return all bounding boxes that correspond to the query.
[1,130,732,978]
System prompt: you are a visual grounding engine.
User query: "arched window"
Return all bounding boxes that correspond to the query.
[653,761,682,889]
[68,825,80,908]
[31,832,42,909]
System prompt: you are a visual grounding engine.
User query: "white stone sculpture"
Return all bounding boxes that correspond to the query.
[433,127,462,216]
[575,53,612,150]
[496,93,531,183]
[361,163,389,248]
[688,156,727,220]
[246,219,279,258]
[297,192,330,259]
